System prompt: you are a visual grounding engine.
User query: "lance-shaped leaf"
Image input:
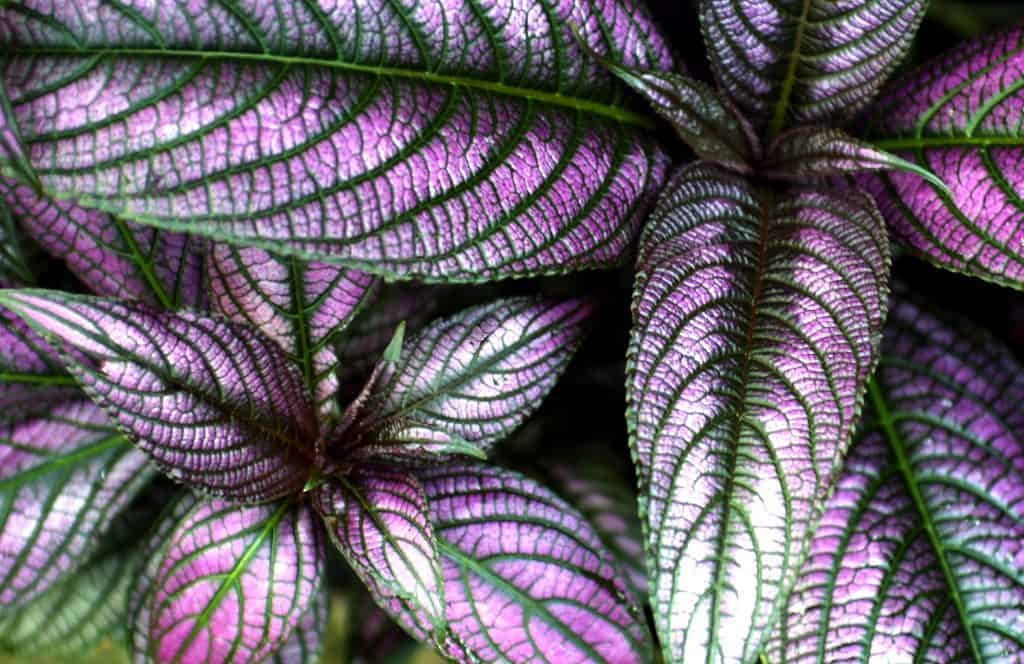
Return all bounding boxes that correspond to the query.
[0,310,78,419]
[0,549,139,657]
[342,297,591,462]
[208,243,376,420]
[770,295,1024,663]
[700,0,927,133]
[0,400,152,607]
[0,198,33,287]
[763,127,950,194]
[626,164,890,662]
[548,462,647,600]
[1,182,206,308]
[0,82,38,194]
[420,463,651,663]
[860,26,1024,290]
[130,496,324,664]
[0,290,317,501]
[0,0,673,282]
[313,468,445,642]
[269,575,328,664]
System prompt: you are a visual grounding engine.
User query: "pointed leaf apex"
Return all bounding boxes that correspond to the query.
[382,322,406,365]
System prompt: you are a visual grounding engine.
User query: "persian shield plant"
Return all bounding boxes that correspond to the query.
[2,0,1024,663]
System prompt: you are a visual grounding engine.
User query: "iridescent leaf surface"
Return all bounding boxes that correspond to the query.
[268,573,328,664]
[313,468,445,640]
[548,462,647,600]
[0,0,673,282]
[0,290,317,501]
[421,463,651,663]
[626,164,890,662]
[0,400,151,607]
[130,496,324,664]
[701,0,927,132]
[341,297,591,461]
[0,549,139,657]
[207,243,376,420]
[771,295,1024,663]
[0,309,77,419]
[861,26,1024,289]
[1,181,206,308]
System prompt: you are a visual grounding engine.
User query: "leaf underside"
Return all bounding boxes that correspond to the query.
[0,0,673,282]
[771,294,1024,663]
[626,163,890,663]
[861,26,1024,290]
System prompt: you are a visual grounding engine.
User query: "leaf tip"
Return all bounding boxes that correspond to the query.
[382,321,406,364]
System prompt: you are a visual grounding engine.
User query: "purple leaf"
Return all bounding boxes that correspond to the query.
[0,199,33,287]
[269,576,328,664]
[0,0,673,281]
[420,463,651,663]
[207,243,376,421]
[0,82,39,194]
[548,463,647,600]
[313,467,446,641]
[626,164,890,662]
[0,290,317,501]
[129,495,324,664]
[338,297,592,462]
[0,549,140,657]
[763,127,950,194]
[0,400,152,607]
[860,26,1024,289]
[701,0,927,132]
[770,294,1024,662]
[1,182,206,308]
[0,309,78,420]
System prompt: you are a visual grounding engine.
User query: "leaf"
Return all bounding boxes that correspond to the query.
[860,26,1024,290]
[0,198,33,287]
[770,294,1024,663]
[420,463,651,663]
[0,399,152,607]
[207,243,376,420]
[0,0,673,282]
[129,495,324,664]
[1,181,206,308]
[269,576,328,664]
[0,80,39,194]
[700,0,927,133]
[0,289,318,502]
[626,164,890,662]
[592,57,759,173]
[0,548,140,658]
[313,467,446,642]
[339,297,591,462]
[0,309,78,419]
[548,462,647,600]
[763,127,951,195]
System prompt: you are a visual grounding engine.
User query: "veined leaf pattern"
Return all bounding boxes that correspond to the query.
[0,399,151,607]
[626,164,890,662]
[313,467,445,642]
[771,295,1024,663]
[207,243,376,420]
[129,495,324,664]
[0,0,673,281]
[268,579,328,664]
[700,0,927,133]
[344,297,591,461]
[0,309,77,419]
[0,290,317,502]
[0,197,33,287]
[861,26,1024,290]
[420,463,651,663]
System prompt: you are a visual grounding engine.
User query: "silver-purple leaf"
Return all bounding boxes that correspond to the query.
[0,0,673,282]
[313,468,446,642]
[0,399,151,607]
[129,496,324,664]
[207,243,376,421]
[0,290,318,502]
[763,127,950,194]
[421,463,651,663]
[861,26,1024,290]
[548,463,647,600]
[268,573,328,664]
[771,295,1024,663]
[0,309,78,419]
[701,0,927,133]
[626,164,890,662]
[1,182,206,308]
[341,297,591,462]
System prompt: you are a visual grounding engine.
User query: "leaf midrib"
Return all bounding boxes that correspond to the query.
[0,433,126,491]
[872,136,1024,149]
[768,0,812,137]
[867,379,984,664]
[8,46,655,129]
